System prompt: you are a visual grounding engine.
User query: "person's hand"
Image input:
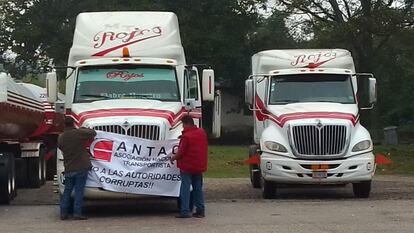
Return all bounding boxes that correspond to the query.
[169,155,176,164]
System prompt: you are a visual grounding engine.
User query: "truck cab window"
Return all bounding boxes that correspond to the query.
[269,74,355,105]
[74,65,180,103]
[184,69,199,100]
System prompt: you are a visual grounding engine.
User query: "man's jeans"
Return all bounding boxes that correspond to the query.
[179,171,205,216]
[60,170,89,217]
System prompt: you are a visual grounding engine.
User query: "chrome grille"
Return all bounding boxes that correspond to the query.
[128,125,160,140]
[291,125,347,156]
[93,124,160,140]
[94,125,125,134]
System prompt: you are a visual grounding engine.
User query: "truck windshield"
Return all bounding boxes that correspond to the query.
[269,74,355,104]
[74,65,180,103]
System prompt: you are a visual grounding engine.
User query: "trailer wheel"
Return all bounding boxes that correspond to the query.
[352,181,371,198]
[10,154,17,198]
[261,177,276,199]
[46,150,57,181]
[27,148,45,188]
[249,145,261,189]
[40,147,46,185]
[0,152,16,204]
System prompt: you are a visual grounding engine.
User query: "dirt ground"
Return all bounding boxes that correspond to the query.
[10,175,414,205]
[1,175,413,233]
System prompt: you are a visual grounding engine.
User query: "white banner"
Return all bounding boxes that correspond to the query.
[86,131,180,197]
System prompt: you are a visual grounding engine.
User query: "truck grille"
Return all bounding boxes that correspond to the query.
[291,125,348,156]
[93,125,160,140]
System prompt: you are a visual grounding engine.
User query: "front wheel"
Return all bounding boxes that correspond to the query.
[261,177,276,199]
[352,181,371,198]
[249,145,261,189]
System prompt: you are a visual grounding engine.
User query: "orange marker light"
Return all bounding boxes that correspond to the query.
[122,47,130,57]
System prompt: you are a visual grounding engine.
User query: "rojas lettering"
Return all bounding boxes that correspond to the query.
[291,51,337,66]
[93,26,162,49]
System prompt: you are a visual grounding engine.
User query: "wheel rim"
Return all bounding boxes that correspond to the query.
[42,160,46,180]
[39,159,42,180]
[7,174,12,196]
[11,174,15,193]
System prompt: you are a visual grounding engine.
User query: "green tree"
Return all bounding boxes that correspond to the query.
[274,0,414,130]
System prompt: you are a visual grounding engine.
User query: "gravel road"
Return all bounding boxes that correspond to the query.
[0,175,413,233]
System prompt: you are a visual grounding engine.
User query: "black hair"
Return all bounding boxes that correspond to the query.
[181,115,194,126]
[64,116,75,128]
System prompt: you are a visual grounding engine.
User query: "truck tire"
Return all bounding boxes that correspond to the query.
[261,177,276,199]
[40,147,46,185]
[249,145,261,189]
[352,181,371,198]
[27,148,45,188]
[0,152,16,204]
[46,150,57,181]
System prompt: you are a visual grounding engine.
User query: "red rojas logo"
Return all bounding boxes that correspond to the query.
[92,26,162,56]
[89,139,114,162]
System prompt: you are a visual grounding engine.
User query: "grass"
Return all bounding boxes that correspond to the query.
[205,145,414,178]
[374,145,414,176]
[205,146,249,178]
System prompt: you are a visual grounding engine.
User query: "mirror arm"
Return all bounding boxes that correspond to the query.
[360,104,375,110]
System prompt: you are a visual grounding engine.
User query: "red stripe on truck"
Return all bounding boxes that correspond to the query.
[254,95,358,126]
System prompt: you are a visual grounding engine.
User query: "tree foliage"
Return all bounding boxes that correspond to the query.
[0,0,276,89]
[275,0,414,128]
[1,0,413,129]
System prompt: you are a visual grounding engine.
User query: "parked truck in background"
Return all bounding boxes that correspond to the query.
[245,49,377,198]
[46,11,221,198]
[0,72,64,204]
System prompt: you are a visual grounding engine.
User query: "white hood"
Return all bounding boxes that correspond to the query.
[70,99,186,127]
[267,102,358,117]
[71,99,182,115]
[260,102,359,127]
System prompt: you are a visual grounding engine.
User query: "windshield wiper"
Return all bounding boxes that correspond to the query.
[271,100,300,104]
[80,94,112,99]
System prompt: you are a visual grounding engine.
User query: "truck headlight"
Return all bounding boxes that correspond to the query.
[352,140,371,152]
[264,141,287,153]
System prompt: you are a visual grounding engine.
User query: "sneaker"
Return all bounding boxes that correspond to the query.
[175,214,191,218]
[73,215,88,220]
[60,214,69,220]
[192,212,205,218]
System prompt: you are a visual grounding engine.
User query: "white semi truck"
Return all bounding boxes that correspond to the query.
[245,49,377,198]
[47,11,221,198]
[0,72,64,204]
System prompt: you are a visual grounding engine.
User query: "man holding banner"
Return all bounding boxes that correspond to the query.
[171,115,208,218]
[58,117,97,220]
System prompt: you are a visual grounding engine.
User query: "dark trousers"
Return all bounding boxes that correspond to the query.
[179,171,205,216]
[60,170,88,217]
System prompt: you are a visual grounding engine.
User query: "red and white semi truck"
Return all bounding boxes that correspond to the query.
[46,11,221,198]
[245,49,377,198]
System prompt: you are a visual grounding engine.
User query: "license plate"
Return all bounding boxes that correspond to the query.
[312,171,327,179]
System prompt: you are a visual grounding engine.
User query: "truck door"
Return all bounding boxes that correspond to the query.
[254,76,268,143]
[184,68,202,127]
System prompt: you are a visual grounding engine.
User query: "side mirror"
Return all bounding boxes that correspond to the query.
[212,90,221,138]
[46,72,57,103]
[356,73,376,110]
[368,77,377,105]
[245,79,254,106]
[202,69,215,101]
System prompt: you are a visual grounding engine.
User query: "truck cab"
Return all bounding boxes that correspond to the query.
[245,49,377,198]
[50,12,221,198]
